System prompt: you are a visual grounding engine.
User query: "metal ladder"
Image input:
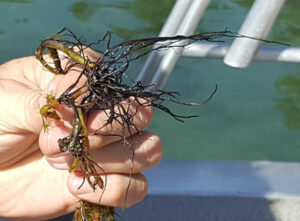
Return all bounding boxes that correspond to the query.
[136,0,300,90]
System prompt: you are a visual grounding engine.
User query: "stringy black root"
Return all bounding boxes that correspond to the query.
[53,28,222,122]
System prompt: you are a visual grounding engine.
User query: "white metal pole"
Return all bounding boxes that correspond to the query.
[136,0,193,85]
[150,0,210,90]
[224,0,286,68]
[182,42,300,63]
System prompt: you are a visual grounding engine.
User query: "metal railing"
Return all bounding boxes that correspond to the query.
[137,0,299,90]
[224,0,287,67]
[137,0,210,89]
[133,2,300,220]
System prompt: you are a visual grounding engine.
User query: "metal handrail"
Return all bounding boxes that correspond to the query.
[149,0,210,90]
[136,0,194,85]
[224,0,287,67]
[137,0,296,88]
[182,42,300,63]
[136,0,210,89]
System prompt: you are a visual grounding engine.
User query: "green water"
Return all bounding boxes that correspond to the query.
[0,0,299,161]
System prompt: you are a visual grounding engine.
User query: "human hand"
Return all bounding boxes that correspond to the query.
[0,54,162,220]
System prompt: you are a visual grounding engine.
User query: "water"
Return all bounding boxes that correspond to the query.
[0,0,299,161]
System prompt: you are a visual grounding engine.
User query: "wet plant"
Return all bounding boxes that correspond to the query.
[35,28,284,220]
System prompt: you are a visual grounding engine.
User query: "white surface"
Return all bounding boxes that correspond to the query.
[145,160,300,199]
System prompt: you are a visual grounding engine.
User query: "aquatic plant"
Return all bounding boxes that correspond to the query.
[36,28,282,220]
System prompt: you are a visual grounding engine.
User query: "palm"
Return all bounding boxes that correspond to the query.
[0,57,77,219]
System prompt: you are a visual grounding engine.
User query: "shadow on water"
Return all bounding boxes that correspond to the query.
[69,0,175,39]
[93,0,176,40]
[275,72,300,130]
[70,1,131,22]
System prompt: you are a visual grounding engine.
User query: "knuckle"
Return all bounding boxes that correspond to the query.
[124,174,148,208]
[108,174,148,208]
[108,177,127,206]
[150,135,163,167]
[139,133,163,170]
[138,104,153,128]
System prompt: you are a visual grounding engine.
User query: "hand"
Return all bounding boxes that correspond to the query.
[0,54,162,220]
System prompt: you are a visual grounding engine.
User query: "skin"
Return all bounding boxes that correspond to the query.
[0,53,163,220]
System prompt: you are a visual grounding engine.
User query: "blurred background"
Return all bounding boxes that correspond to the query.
[0,0,300,162]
